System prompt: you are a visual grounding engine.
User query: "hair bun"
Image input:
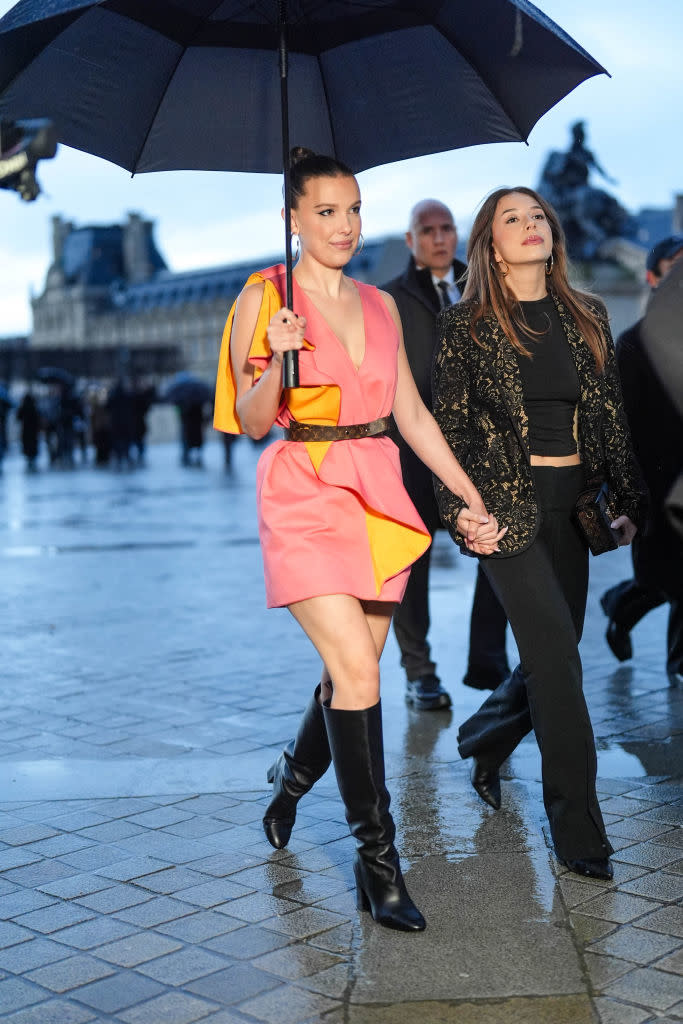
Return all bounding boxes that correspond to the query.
[289,146,316,167]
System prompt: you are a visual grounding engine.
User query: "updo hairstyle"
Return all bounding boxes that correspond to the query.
[288,146,354,207]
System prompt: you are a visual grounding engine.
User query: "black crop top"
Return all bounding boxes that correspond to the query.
[514,296,580,457]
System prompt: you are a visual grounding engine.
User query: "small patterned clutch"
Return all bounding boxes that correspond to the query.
[573,482,620,556]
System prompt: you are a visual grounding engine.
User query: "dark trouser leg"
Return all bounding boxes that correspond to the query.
[392,545,436,681]
[458,467,611,860]
[463,565,510,688]
[603,579,666,631]
[667,598,683,675]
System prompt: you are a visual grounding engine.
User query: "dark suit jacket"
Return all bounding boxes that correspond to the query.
[432,292,646,556]
[382,256,467,530]
[617,320,682,592]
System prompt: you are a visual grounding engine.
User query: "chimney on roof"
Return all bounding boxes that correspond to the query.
[123,212,155,284]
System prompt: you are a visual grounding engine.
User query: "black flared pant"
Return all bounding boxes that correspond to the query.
[457,466,612,860]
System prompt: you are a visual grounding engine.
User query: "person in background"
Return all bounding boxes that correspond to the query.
[16,389,40,471]
[600,236,683,685]
[432,187,644,881]
[382,200,509,710]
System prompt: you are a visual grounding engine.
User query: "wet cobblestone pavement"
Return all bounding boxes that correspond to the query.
[0,440,681,1024]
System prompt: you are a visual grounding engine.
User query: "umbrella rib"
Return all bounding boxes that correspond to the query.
[315,54,339,160]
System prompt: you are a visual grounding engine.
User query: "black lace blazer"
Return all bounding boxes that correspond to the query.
[432,292,645,556]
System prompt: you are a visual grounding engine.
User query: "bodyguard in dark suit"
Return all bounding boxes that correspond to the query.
[600,236,683,683]
[382,200,509,710]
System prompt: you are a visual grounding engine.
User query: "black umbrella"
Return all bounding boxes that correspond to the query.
[162,373,213,407]
[0,0,606,384]
[35,365,75,388]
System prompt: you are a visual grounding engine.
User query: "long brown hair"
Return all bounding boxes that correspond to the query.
[462,186,607,372]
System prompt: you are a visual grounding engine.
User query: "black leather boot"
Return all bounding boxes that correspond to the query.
[323,699,425,932]
[263,685,331,849]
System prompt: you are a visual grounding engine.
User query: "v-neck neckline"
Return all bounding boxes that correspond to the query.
[294,277,367,374]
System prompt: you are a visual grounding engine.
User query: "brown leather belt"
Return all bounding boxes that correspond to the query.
[284,416,390,442]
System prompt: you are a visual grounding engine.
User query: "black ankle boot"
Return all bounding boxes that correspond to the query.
[471,758,501,810]
[559,856,614,881]
[263,685,331,849]
[323,700,425,932]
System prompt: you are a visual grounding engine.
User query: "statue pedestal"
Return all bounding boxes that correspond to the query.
[569,250,647,338]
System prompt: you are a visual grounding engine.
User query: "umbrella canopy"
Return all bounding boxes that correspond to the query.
[0,0,606,175]
[162,373,213,406]
[35,365,75,388]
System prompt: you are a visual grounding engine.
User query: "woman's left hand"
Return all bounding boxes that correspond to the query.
[611,515,637,546]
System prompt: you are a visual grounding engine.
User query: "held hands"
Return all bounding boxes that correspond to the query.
[267,307,307,363]
[611,515,637,547]
[456,500,508,555]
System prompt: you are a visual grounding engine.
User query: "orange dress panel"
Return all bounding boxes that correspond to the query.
[214,265,430,608]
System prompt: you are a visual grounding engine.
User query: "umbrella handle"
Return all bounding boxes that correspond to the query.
[279,0,299,390]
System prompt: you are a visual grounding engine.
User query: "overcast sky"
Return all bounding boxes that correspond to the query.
[1,0,682,335]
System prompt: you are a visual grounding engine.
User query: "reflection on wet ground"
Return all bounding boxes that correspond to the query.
[0,441,680,1023]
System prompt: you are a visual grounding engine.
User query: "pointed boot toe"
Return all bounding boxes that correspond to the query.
[471,759,501,810]
[559,856,613,881]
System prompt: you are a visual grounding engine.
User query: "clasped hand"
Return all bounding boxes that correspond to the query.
[456,504,507,555]
[267,307,307,360]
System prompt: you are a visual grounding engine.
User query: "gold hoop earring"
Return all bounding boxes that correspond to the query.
[292,234,301,261]
[491,259,509,277]
[545,252,554,276]
[355,233,365,256]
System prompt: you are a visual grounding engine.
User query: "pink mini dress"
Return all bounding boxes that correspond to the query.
[214,265,431,608]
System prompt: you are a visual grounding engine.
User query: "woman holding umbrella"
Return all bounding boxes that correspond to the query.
[215,148,504,932]
[432,187,644,881]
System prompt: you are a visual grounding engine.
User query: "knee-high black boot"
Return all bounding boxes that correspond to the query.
[263,685,331,849]
[323,700,425,932]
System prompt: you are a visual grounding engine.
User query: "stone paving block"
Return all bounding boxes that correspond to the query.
[237,981,340,1024]
[176,878,255,909]
[186,963,280,1004]
[113,833,221,863]
[600,796,663,816]
[0,888,57,918]
[205,925,292,960]
[24,953,115,993]
[58,845,130,871]
[306,921,356,955]
[49,917,137,950]
[95,856,171,881]
[136,946,230,986]
[603,965,683,1011]
[221,892,298,924]
[131,867,207,894]
[619,871,683,902]
[3,860,78,887]
[188,853,263,878]
[75,882,153,914]
[87,799,160,819]
[37,873,116,900]
[582,951,636,989]
[589,924,682,965]
[637,806,683,826]
[294,960,350,999]
[557,876,606,909]
[614,842,683,870]
[75,820,146,843]
[0,850,42,874]
[176,796,241,815]
[635,905,683,938]
[577,890,663,924]
[158,911,245,943]
[230,864,307,891]
[656,947,683,975]
[262,907,346,940]
[22,835,95,858]
[42,811,108,832]
[252,944,342,981]
[126,806,194,828]
[116,990,219,1024]
[653,829,683,848]
[666,858,683,874]
[0,937,71,974]
[0,977,46,1014]
[607,818,676,842]
[68,970,165,1013]
[113,895,196,927]
[163,818,237,840]
[0,999,96,1023]
[0,825,59,846]
[0,921,34,949]
[586,997,652,1024]
[94,931,182,967]
[14,903,96,935]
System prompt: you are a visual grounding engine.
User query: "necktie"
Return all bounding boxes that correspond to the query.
[437,280,451,309]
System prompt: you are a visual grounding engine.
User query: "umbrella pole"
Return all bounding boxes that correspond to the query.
[279,0,299,389]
